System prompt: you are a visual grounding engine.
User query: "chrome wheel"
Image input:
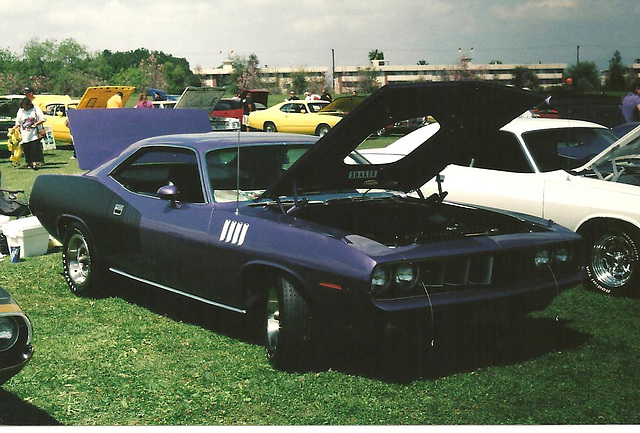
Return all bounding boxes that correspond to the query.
[66,233,91,287]
[591,232,635,288]
[265,276,311,370]
[265,286,280,355]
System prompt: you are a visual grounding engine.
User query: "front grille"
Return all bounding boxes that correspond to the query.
[371,243,580,299]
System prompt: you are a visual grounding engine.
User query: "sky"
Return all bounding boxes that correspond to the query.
[0,0,639,72]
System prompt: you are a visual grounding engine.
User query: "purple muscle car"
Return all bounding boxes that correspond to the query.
[29,82,585,371]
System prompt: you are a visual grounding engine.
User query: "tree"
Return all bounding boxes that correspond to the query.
[356,67,379,93]
[417,60,428,65]
[229,53,262,94]
[368,49,384,61]
[511,66,540,90]
[290,70,307,94]
[565,61,600,93]
[605,50,627,91]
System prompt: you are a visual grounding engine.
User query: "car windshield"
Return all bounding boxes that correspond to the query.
[591,131,640,176]
[522,127,619,172]
[207,145,311,202]
[307,102,328,113]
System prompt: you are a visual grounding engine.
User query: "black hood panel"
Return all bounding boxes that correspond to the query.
[262,82,543,199]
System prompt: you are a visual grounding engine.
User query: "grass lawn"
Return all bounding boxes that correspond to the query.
[1,148,640,426]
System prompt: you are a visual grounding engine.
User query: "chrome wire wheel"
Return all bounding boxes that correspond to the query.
[66,233,91,287]
[265,286,280,356]
[591,232,635,288]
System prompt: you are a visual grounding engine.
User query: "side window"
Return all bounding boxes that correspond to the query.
[111,147,205,203]
[472,131,533,173]
[280,103,293,113]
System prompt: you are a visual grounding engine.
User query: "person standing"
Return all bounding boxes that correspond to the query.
[621,80,640,123]
[242,91,256,132]
[107,92,124,108]
[14,86,46,170]
[135,93,153,108]
[321,87,333,102]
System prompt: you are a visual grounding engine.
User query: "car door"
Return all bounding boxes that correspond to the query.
[109,146,218,298]
[278,103,308,133]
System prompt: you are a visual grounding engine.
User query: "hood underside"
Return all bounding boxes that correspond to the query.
[260,81,544,200]
[175,86,226,111]
[574,123,640,172]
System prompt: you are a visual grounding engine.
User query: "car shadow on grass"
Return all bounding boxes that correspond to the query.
[102,278,591,383]
[316,315,591,383]
[0,389,61,425]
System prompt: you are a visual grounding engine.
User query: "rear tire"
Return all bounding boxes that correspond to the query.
[62,223,102,297]
[264,122,277,133]
[265,276,312,371]
[585,224,639,295]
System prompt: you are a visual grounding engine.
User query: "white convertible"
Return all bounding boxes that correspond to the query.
[359,117,640,295]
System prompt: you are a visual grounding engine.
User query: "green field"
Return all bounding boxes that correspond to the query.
[1,147,639,426]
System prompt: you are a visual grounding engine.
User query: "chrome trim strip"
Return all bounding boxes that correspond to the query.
[108,268,246,314]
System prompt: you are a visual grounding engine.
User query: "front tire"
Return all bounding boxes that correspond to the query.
[265,276,312,371]
[316,124,331,136]
[586,224,639,295]
[62,223,102,297]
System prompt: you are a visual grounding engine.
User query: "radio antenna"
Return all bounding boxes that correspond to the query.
[235,127,241,215]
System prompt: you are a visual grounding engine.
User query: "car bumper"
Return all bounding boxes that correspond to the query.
[0,344,34,385]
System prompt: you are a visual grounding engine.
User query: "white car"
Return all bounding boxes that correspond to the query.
[360,117,640,295]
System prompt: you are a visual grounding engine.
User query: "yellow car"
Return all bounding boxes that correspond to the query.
[247,96,363,136]
[40,98,79,142]
[38,86,135,143]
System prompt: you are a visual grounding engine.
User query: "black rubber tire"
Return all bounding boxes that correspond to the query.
[585,224,639,295]
[265,276,312,371]
[62,223,102,297]
[316,124,331,137]
[264,122,277,133]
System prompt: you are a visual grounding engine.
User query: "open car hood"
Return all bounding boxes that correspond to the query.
[68,109,213,170]
[317,95,365,114]
[574,123,640,173]
[260,82,544,200]
[75,86,136,109]
[175,86,226,111]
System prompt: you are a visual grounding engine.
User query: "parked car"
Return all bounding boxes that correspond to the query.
[29,82,584,371]
[0,96,22,155]
[246,95,363,136]
[211,89,269,130]
[0,286,33,385]
[41,98,80,142]
[365,116,640,295]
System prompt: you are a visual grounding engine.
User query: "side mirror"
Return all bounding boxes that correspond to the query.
[300,109,307,114]
[157,184,181,208]
[57,112,63,117]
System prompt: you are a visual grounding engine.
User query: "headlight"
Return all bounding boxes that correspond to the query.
[393,263,418,292]
[0,316,19,351]
[534,249,551,267]
[370,266,390,294]
[554,246,570,264]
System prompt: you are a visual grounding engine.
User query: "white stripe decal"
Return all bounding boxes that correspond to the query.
[220,219,231,241]
[225,221,237,243]
[238,223,249,246]
[219,220,250,246]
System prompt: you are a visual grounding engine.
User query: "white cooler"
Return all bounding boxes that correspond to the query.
[2,216,50,257]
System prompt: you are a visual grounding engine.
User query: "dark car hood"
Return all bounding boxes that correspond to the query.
[175,86,226,111]
[317,95,365,114]
[261,82,544,200]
